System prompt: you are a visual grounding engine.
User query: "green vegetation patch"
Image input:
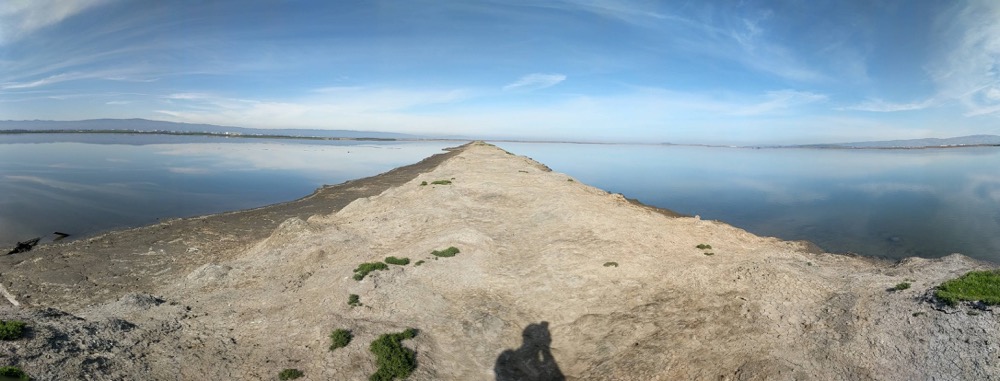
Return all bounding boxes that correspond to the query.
[935,270,1000,306]
[703,252,715,256]
[430,180,452,185]
[603,262,618,267]
[0,366,28,381]
[696,244,712,250]
[330,329,353,351]
[414,260,425,266]
[354,262,389,281]
[369,328,419,381]
[419,181,428,186]
[278,368,303,380]
[431,246,460,258]
[384,256,410,266]
[0,320,26,341]
[348,294,362,307]
[892,282,911,291]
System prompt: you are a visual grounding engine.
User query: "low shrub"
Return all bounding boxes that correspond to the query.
[348,294,362,307]
[603,262,618,267]
[354,262,389,281]
[703,252,715,256]
[385,256,410,266]
[430,180,452,185]
[278,368,303,380]
[696,244,712,250]
[0,320,26,340]
[369,328,419,381]
[414,260,425,266]
[431,247,460,258]
[419,181,428,186]
[0,366,29,380]
[892,282,911,291]
[330,329,352,351]
[935,270,1000,306]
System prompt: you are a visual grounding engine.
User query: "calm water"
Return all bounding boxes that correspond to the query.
[0,134,454,247]
[494,142,1000,263]
[3,136,999,263]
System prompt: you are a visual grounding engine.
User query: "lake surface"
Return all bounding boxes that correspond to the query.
[3,135,998,263]
[0,134,454,247]
[494,142,1000,263]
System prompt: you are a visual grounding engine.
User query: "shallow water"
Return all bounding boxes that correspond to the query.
[0,134,453,247]
[494,142,1000,263]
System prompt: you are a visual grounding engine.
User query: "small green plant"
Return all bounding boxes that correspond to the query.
[696,244,712,250]
[704,252,715,256]
[430,180,452,185]
[330,329,352,350]
[369,328,419,381]
[912,312,925,317]
[0,320,26,341]
[414,260,425,266]
[892,282,911,291]
[935,270,1000,306]
[603,262,618,267]
[354,262,389,281]
[278,368,303,380]
[0,366,29,380]
[348,294,362,307]
[431,246,460,258]
[419,181,428,186]
[385,256,410,266]
[567,179,574,182]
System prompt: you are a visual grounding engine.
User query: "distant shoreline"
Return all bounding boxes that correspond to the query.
[0,129,409,142]
[4,129,1000,150]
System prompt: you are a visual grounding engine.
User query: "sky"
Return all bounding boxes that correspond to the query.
[1,0,999,144]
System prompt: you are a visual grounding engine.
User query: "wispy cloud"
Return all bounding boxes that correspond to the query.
[842,98,936,112]
[929,0,1000,117]
[167,167,211,175]
[503,73,566,91]
[166,93,213,101]
[545,0,670,27]
[2,72,80,89]
[0,0,114,44]
[555,1,825,83]
[733,90,827,116]
[155,87,473,130]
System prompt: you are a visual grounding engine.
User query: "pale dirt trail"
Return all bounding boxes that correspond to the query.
[1,141,998,380]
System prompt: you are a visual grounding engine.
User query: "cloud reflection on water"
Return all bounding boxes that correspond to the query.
[494,143,1000,262]
[0,138,453,246]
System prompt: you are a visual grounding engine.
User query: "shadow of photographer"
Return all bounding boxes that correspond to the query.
[494,321,565,381]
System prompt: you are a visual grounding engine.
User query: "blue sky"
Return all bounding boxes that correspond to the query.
[1,0,999,144]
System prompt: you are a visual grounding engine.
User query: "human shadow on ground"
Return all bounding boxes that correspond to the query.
[494,321,565,381]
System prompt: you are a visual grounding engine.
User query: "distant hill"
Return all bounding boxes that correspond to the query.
[796,135,1000,149]
[0,118,421,139]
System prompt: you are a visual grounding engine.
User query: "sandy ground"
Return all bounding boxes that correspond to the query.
[1,141,998,380]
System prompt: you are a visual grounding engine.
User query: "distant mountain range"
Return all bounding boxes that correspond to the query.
[792,135,1000,149]
[0,119,421,139]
